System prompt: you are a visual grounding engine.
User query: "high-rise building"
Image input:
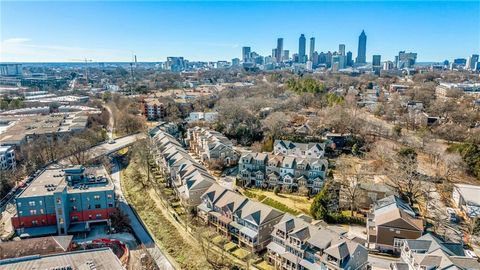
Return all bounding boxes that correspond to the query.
[356,30,367,64]
[298,34,306,63]
[466,54,479,70]
[276,38,284,63]
[312,51,319,67]
[397,51,417,69]
[383,61,394,70]
[283,50,290,61]
[372,55,382,75]
[318,52,327,65]
[166,57,185,72]
[372,55,381,66]
[242,46,251,62]
[339,44,346,56]
[231,58,240,66]
[309,37,315,61]
[346,51,353,67]
[326,51,333,68]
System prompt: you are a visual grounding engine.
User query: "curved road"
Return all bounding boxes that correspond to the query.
[111,160,175,270]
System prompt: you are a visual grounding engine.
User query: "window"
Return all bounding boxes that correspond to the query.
[58,218,64,224]
[40,209,44,214]
[107,194,113,199]
[30,210,37,215]
[72,206,77,211]
[70,198,76,202]
[108,203,113,208]
[28,201,35,206]
[96,214,102,219]
[39,201,43,205]
[17,202,21,207]
[57,208,63,215]
[32,220,38,226]
[18,211,23,215]
[56,198,61,204]
[72,216,79,221]
[95,204,101,209]
[94,195,100,200]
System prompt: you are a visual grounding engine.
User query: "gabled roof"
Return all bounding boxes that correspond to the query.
[375,207,423,231]
[202,183,228,204]
[235,200,283,226]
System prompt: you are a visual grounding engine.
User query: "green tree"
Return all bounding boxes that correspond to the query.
[310,181,335,220]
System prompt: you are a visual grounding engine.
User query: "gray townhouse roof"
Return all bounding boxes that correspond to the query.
[325,241,350,261]
[214,190,248,213]
[282,156,296,168]
[185,174,215,191]
[405,234,465,256]
[235,200,284,226]
[270,214,368,269]
[201,183,228,205]
[274,140,325,152]
[403,234,479,270]
[374,195,416,217]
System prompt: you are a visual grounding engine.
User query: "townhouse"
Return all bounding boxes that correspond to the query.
[186,127,238,167]
[152,130,216,207]
[11,165,116,237]
[238,152,328,194]
[392,234,480,270]
[273,140,325,159]
[367,196,423,253]
[198,183,284,253]
[267,214,368,270]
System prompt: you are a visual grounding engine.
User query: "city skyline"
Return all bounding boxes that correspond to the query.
[1,1,479,63]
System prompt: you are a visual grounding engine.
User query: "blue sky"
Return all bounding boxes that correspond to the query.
[1,1,479,62]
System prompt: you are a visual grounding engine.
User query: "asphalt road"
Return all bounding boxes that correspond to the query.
[111,160,175,270]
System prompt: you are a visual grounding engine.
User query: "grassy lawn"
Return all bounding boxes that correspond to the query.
[212,235,227,246]
[232,247,251,260]
[224,242,237,252]
[243,188,312,215]
[256,260,275,270]
[121,161,212,269]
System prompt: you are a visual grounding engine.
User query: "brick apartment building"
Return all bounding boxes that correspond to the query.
[11,165,116,237]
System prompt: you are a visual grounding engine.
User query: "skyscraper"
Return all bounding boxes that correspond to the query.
[339,44,346,56]
[372,55,381,66]
[372,55,382,75]
[242,47,251,62]
[346,51,353,67]
[276,38,284,63]
[283,50,290,61]
[309,37,315,61]
[466,54,479,70]
[298,34,306,63]
[356,30,367,64]
[397,51,417,68]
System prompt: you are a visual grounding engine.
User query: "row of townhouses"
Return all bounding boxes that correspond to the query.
[11,165,116,237]
[238,152,328,194]
[392,234,480,270]
[152,130,216,207]
[197,182,369,270]
[268,214,368,270]
[186,127,238,167]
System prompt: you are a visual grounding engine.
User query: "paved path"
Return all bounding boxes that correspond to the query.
[111,160,175,270]
[58,133,145,165]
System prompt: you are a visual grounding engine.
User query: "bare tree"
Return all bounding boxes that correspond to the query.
[335,156,368,216]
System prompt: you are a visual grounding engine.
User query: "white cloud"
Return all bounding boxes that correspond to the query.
[0,38,130,62]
